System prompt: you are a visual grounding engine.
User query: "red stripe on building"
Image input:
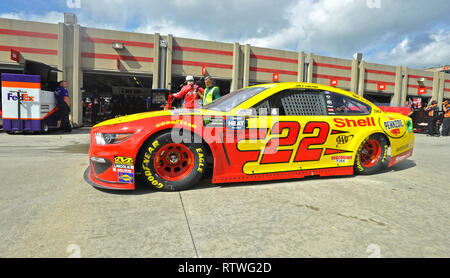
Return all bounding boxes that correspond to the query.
[81,52,153,62]
[82,37,154,48]
[250,66,297,76]
[365,79,395,86]
[0,28,58,39]
[407,84,433,90]
[173,45,233,56]
[250,54,298,64]
[314,62,351,71]
[444,88,450,92]
[172,59,233,69]
[444,79,450,83]
[408,74,433,81]
[313,73,351,81]
[365,69,396,76]
[0,45,57,55]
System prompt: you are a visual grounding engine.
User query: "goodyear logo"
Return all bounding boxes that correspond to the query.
[118,172,134,183]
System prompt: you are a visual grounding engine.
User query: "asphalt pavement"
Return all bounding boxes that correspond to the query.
[0,128,448,257]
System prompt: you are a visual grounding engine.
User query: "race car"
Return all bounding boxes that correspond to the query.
[86,82,415,191]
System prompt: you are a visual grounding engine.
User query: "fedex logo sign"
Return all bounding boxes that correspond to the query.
[7,92,35,102]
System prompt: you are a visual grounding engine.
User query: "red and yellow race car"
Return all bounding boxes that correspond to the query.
[86,82,415,191]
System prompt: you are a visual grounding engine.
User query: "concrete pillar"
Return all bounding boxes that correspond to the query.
[243,44,250,87]
[71,24,82,126]
[401,66,409,104]
[231,42,240,91]
[165,34,173,89]
[306,53,313,83]
[432,71,440,101]
[152,33,160,89]
[57,23,65,81]
[297,51,305,82]
[392,65,402,106]
[350,59,359,93]
[357,60,366,96]
[438,72,445,107]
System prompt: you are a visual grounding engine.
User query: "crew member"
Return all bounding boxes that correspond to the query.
[202,76,220,106]
[425,100,439,137]
[54,80,71,132]
[442,100,450,136]
[91,90,100,125]
[173,75,204,109]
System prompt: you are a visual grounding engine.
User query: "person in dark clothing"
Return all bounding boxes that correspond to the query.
[91,90,100,125]
[425,100,440,137]
[54,80,71,132]
[442,100,450,136]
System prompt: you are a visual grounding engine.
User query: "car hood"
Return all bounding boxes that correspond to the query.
[93,109,229,128]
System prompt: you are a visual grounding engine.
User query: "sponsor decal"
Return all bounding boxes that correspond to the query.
[236,109,253,116]
[331,155,353,163]
[7,92,35,102]
[156,120,197,129]
[383,119,403,130]
[196,148,205,173]
[113,156,134,171]
[335,134,353,147]
[118,172,134,183]
[333,117,376,128]
[203,117,224,127]
[396,144,409,153]
[226,116,247,130]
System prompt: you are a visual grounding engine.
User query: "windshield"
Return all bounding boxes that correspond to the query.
[203,87,268,112]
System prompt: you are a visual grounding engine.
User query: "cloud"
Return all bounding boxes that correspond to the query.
[0,11,64,24]
[0,0,449,69]
[369,29,450,68]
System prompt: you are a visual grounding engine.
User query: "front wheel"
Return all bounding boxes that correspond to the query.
[140,131,207,191]
[354,134,388,175]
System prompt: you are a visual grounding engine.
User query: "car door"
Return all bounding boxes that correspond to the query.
[239,88,339,175]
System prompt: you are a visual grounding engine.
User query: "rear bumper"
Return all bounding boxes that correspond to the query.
[388,148,414,167]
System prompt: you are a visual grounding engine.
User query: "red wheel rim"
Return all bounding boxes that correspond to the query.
[153,143,195,181]
[360,139,381,168]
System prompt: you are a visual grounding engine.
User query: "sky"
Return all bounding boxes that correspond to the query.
[1,0,449,69]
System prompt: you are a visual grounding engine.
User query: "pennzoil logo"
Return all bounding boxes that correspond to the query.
[383,120,403,130]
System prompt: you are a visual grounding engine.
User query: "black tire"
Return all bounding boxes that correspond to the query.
[354,134,388,175]
[140,130,207,191]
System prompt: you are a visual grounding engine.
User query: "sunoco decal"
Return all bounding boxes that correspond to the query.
[118,172,134,183]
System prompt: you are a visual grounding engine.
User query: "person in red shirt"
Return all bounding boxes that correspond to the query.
[173,75,204,109]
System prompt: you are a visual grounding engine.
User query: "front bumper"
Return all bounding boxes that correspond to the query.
[85,159,135,190]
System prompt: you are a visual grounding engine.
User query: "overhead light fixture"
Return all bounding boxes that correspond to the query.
[112,42,125,50]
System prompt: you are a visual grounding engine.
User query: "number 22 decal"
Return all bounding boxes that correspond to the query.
[259,121,330,164]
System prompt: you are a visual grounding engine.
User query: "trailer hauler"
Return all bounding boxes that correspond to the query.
[1,73,59,133]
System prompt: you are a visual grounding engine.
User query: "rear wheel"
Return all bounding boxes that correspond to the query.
[140,131,207,191]
[354,134,388,175]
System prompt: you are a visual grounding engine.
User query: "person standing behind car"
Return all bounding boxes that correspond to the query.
[425,100,439,137]
[203,76,220,106]
[173,75,204,109]
[91,90,100,125]
[54,80,71,132]
[441,100,450,136]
